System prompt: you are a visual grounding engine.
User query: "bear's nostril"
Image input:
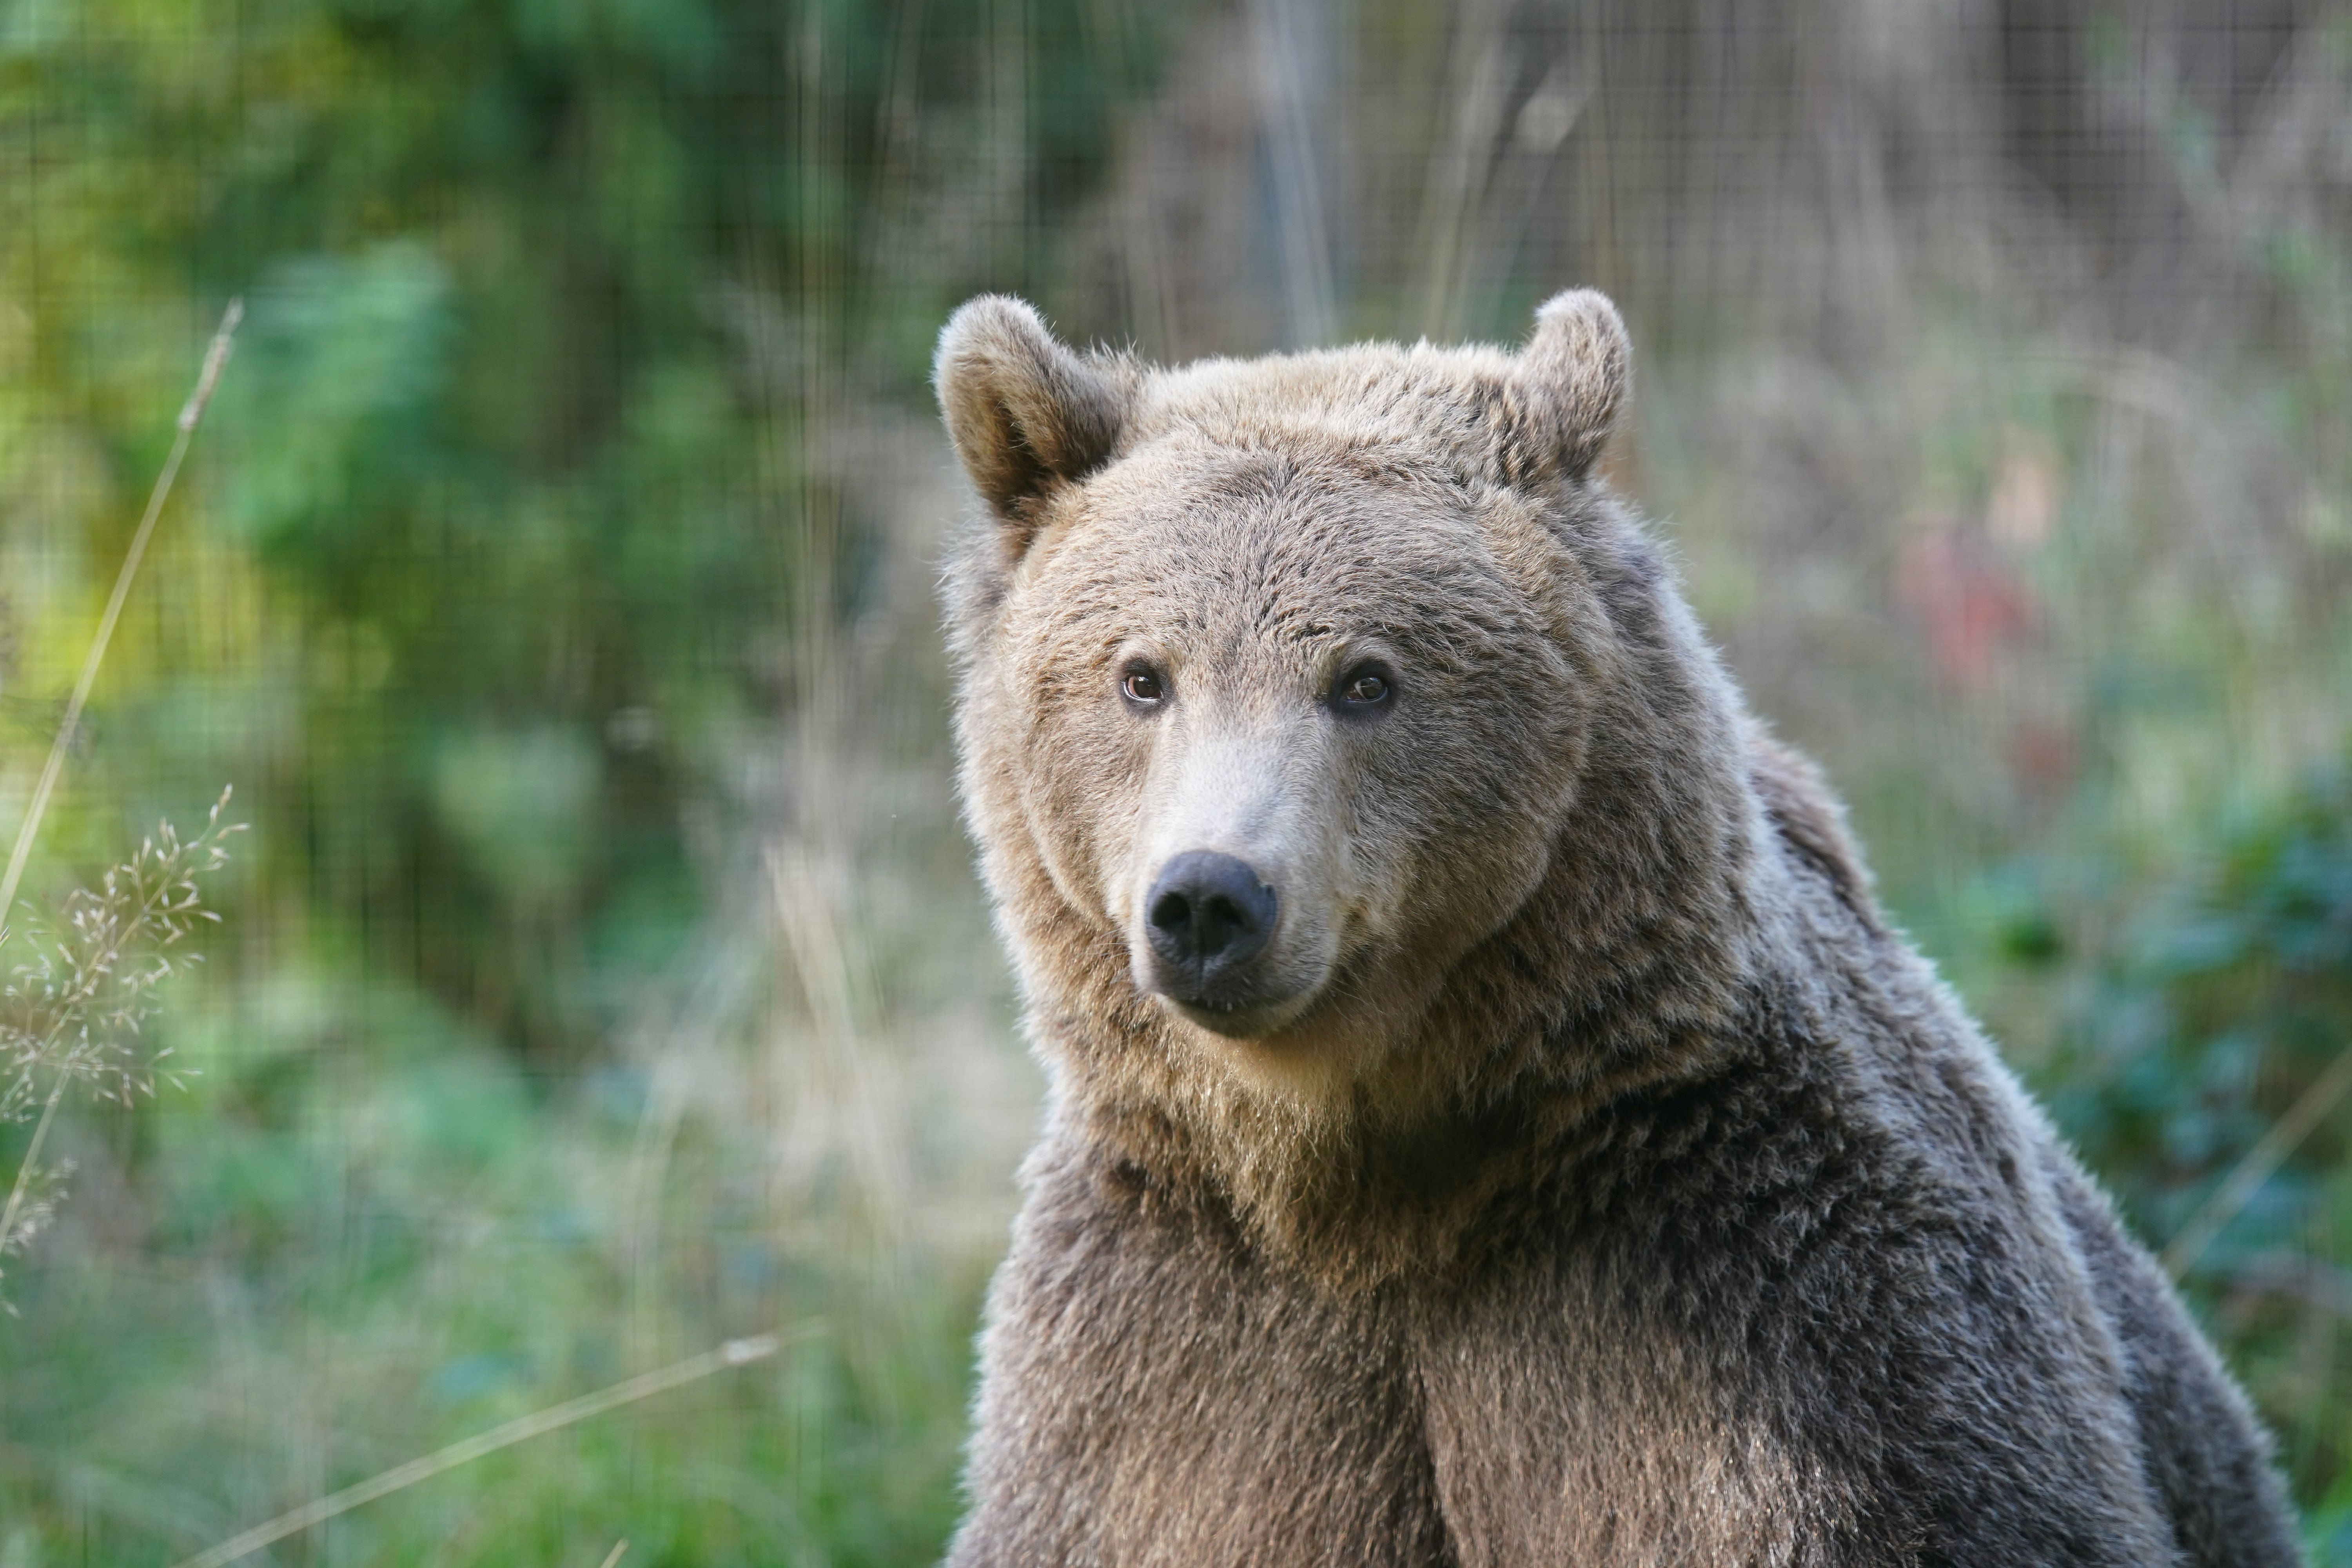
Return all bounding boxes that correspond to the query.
[1143,852,1278,989]
[1201,896,1244,949]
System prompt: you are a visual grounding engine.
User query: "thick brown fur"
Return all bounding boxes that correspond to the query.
[932,292,2301,1566]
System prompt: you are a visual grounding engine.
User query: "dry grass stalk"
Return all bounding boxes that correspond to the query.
[2162,1042,2352,1281]
[168,1330,802,1568]
[0,297,240,949]
[0,298,245,1303]
[0,791,242,1301]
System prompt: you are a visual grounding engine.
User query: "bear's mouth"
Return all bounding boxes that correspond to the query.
[1156,985,1322,1042]
[1146,934,1347,1042]
[1143,936,1327,1041]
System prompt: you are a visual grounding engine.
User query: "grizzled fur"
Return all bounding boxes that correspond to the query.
[931,291,2301,1566]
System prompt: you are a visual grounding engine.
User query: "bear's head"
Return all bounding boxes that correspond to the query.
[936,293,1759,1174]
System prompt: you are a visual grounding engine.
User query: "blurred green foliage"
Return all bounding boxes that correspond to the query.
[6,971,986,1563]
[2011,756,2352,1550]
[4,0,1176,1058]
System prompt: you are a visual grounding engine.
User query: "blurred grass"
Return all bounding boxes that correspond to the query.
[6,1,2352,1563]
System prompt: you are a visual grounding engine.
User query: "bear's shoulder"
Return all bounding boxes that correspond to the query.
[1748,729,1884,931]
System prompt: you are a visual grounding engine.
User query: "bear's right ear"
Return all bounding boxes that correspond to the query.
[1501,289,1630,484]
[934,296,1127,540]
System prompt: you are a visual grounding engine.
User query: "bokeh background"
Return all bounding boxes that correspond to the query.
[4,0,2352,1561]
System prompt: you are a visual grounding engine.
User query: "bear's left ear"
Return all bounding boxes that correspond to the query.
[1501,289,1630,483]
[934,295,1128,544]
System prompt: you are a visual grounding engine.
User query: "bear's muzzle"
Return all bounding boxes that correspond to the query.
[1143,851,1282,1019]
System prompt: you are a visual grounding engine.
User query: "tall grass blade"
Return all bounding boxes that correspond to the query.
[2162,1044,2352,1280]
[0,298,241,949]
[169,1329,803,1568]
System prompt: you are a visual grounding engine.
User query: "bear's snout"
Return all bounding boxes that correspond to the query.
[1143,851,1279,1007]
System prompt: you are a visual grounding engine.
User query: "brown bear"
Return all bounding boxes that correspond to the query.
[930,289,2301,1566]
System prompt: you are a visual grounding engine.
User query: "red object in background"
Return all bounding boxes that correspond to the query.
[1894,528,2036,691]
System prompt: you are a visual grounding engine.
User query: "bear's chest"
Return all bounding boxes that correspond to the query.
[985,1174,1848,1568]
[1408,1275,1844,1567]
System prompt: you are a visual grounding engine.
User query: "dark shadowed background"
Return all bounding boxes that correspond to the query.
[4,0,2352,1561]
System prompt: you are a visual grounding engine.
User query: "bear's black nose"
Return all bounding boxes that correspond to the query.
[1145,851,1278,994]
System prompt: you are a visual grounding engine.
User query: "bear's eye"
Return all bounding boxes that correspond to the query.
[1121,666,1166,706]
[1336,666,1393,709]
